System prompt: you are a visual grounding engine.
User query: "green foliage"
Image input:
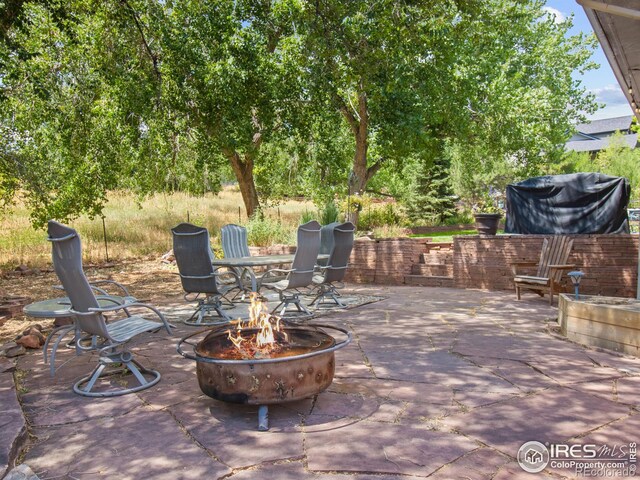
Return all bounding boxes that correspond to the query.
[300,0,598,207]
[359,204,404,231]
[443,212,475,226]
[448,140,511,212]
[591,133,640,200]
[0,0,599,226]
[299,210,315,224]
[246,215,293,247]
[319,200,340,225]
[555,133,640,201]
[405,154,457,225]
[371,224,407,239]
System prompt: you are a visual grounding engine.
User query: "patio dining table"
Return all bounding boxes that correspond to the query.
[212,253,329,292]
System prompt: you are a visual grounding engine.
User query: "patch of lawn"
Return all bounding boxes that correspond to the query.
[409,229,504,243]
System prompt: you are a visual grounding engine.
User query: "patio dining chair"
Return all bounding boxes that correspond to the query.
[221,223,253,299]
[221,224,251,258]
[317,222,340,267]
[47,221,173,397]
[310,222,355,308]
[259,220,321,319]
[172,223,239,325]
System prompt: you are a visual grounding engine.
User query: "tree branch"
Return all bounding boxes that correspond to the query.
[366,156,385,182]
[120,0,161,85]
[336,94,359,135]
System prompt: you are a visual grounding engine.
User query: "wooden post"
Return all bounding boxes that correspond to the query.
[102,217,109,262]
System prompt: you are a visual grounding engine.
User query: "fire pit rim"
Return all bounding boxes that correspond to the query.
[176,323,352,365]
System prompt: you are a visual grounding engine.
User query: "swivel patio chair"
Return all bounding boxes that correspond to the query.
[221,223,253,299]
[47,221,173,397]
[172,223,238,325]
[221,224,251,258]
[511,236,576,305]
[310,222,355,308]
[317,222,339,267]
[259,221,321,319]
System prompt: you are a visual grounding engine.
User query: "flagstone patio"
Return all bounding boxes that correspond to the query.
[3,285,640,479]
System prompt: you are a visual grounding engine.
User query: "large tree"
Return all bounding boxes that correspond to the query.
[155,0,306,217]
[0,0,304,224]
[301,0,598,223]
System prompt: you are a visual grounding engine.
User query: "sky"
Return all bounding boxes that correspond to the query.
[543,0,634,120]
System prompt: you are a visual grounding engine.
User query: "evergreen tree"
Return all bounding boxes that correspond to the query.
[406,157,457,225]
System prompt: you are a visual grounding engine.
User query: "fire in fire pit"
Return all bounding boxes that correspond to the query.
[223,293,291,359]
[177,293,351,430]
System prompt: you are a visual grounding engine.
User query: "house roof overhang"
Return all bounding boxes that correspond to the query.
[577,0,640,116]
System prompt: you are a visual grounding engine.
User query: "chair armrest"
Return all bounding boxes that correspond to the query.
[94,295,130,306]
[548,264,578,270]
[88,279,131,296]
[510,261,538,276]
[256,268,294,289]
[85,302,173,333]
[258,268,295,277]
[59,280,127,296]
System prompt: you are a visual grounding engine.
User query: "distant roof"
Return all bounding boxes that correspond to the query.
[579,1,640,118]
[566,132,638,152]
[575,115,634,135]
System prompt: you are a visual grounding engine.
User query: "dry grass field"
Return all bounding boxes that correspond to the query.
[0,187,314,270]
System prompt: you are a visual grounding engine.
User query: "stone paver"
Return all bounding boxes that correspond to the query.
[3,285,640,479]
[442,386,632,456]
[0,360,25,479]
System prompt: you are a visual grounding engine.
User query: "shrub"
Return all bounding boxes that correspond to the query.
[246,215,294,247]
[299,210,316,224]
[371,224,408,238]
[319,199,340,225]
[359,203,404,230]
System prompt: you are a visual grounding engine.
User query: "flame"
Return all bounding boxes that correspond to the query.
[227,293,288,357]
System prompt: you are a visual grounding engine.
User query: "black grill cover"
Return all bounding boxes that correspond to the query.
[505,173,630,234]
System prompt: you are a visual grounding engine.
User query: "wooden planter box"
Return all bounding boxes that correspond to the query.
[558,293,640,357]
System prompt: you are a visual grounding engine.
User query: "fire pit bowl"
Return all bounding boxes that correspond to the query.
[177,323,351,430]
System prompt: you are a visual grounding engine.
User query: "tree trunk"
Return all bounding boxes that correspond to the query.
[340,89,383,227]
[225,149,260,219]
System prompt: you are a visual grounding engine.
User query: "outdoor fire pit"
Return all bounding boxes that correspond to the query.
[177,294,351,430]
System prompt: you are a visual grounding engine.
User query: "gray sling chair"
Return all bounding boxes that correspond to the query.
[220,223,253,300]
[172,223,240,325]
[46,221,173,397]
[310,222,356,308]
[259,220,321,319]
[317,222,340,267]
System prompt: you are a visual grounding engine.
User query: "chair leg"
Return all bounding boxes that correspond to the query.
[184,296,232,326]
[515,285,521,300]
[310,285,347,309]
[44,324,77,378]
[272,292,312,319]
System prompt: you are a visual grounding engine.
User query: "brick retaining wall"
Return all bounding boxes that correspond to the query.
[259,234,639,296]
[453,234,639,297]
[344,237,430,285]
